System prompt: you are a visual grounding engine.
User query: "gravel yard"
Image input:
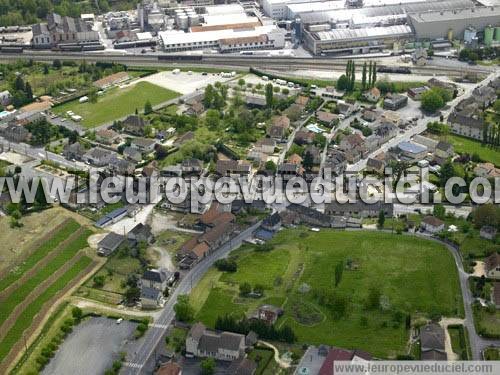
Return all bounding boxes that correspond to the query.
[42,317,137,375]
[133,70,234,94]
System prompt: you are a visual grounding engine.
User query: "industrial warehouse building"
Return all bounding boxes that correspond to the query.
[303,25,413,55]
[159,26,285,53]
[408,6,500,41]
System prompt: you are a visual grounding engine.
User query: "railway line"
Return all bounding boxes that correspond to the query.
[0,51,493,77]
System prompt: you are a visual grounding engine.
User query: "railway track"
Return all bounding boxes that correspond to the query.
[0,51,492,77]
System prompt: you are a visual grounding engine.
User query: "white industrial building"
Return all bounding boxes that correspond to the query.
[303,24,412,55]
[159,25,285,52]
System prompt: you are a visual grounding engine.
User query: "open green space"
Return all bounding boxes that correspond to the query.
[248,347,276,375]
[0,228,92,326]
[0,256,92,362]
[0,219,80,292]
[192,230,463,358]
[473,305,500,338]
[448,325,470,360]
[447,134,500,166]
[484,347,500,360]
[53,82,180,128]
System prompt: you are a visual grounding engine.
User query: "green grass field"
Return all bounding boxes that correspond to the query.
[0,229,92,326]
[0,219,80,292]
[448,134,500,166]
[192,230,463,358]
[0,256,92,362]
[53,82,180,128]
[473,305,500,338]
[448,325,470,360]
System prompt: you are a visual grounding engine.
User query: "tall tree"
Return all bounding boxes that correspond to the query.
[265,83,274,108]
[361,62,367,91]
[350,61,356,91]
[372,62,377,87]
[25,82,33,100]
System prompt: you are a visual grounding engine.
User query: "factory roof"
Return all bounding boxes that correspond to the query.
[408,5,500,23]
[296,0,474,24]
[202,14,259,27]
[314,24,412,42]
[204,4,246,15]
[159,25,278,45]
[398,141,428,154]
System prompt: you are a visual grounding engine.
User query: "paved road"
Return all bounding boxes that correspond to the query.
[122,221,262,374]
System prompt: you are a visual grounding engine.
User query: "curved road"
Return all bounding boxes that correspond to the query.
[122,221,262,374]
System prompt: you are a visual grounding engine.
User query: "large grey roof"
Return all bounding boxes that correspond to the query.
[314,25,412,41]
[297,0,474,24]
[408,5,500,23]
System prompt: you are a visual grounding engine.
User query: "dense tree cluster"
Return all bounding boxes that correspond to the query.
[215,314,296,343]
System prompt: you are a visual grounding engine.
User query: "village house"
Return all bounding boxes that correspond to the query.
[374,122,398,144]
[140,268,172,292]
[267,125,286,141]
[363,87,381,103]
[304,145,321,165]
[316,110,338,126]
[186,322,247,361]
[383,94,408,111]
[123,115,149,136]
[253,304,283,325]
[435,141,453,160]
[362,109,378,122]
[485,253,500,279]
[339,134,366,163]
[0,124,31,143]
[407,86,430,100]
[366,157,385,174]
[337,102,357,117]
[83,147,116,167]
[261,212,282,232]
[97,232,126,256]
[227,358,257,375]
[318,348,372,375]
[123,146,142,163]
[420,323,447,360]
[294,130,315,145]
[254,138,276,154]
[131,137,157,153]
[128,223,154,244]
[140,287,163,309]
[108,157,135,175]
[448,110,484,141]
[198,202,236,231]
[381,110,402,126]
[324,149,347,176]
[181,158,204,177]
[421,216,445,234]
[216,159,251,176]
[63,142,86,161]
[325,201,393,218]
[472,85,496,108]
[95,128,121,145]
[93,71,130,90]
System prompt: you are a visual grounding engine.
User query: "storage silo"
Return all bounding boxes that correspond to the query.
[495,26,500,42]
[484,25,494,46]
[178,14,188,30]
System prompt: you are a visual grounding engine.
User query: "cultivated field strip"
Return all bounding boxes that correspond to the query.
[0,256,95,369]
[0,218,80,291]
[0,226,86,301]
[0,228,92,331]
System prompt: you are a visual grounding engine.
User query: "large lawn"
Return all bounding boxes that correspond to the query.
[191,230,463,358]
[53,82,180,128]
[448,134,500,166]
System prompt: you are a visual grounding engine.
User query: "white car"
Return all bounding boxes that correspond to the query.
[116,318,123,324]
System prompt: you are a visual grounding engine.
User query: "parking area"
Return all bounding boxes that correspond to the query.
[132,70,235,94]
[42,317,137,375]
